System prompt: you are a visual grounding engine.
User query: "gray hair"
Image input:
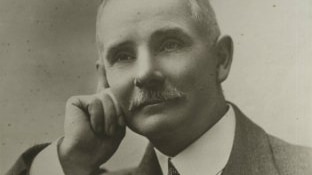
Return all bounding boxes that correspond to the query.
[187,0,220,43]
[96,0,220,55]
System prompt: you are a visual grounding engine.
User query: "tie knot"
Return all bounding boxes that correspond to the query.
[168,158,180,175]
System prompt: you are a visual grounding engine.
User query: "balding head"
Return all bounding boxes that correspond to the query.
[93,0,233,153]
[96,0,221,51]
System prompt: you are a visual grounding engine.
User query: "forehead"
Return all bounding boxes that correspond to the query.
[97,0,200,50]
[100,0,190,20]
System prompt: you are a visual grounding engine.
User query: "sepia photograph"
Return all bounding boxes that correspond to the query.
[1,0,311,174]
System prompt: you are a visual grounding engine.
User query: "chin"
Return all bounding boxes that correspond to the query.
[127,112,177,138]
[126,99,188,137]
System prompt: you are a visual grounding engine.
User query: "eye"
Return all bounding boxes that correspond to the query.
[113,51,135,63]
[160,39,183,53]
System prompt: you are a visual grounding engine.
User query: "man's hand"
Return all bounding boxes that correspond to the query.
[58,89,126,175]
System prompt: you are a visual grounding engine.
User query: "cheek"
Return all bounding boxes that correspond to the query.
[164,51,217,92]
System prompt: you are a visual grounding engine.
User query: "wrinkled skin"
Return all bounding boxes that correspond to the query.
[58,0,233,174]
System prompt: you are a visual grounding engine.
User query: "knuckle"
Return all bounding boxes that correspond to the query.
[88,98,102,116]
[66,96,79,107]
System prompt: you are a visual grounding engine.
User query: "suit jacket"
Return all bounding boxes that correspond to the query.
[7,104,312,175]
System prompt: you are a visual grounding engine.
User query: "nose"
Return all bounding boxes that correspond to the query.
[134,47,165,89]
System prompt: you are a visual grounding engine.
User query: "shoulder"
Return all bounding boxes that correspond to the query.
[6,143,50,175]
[268,135,312,174]
[100,168,136,175]
[231,103,312,174]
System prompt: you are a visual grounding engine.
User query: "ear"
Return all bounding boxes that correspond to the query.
[96,59,109,93]
[215,35,234,83]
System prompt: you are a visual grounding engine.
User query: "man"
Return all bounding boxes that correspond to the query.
[7,0,312,174]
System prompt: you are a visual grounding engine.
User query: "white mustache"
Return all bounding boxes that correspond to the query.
[128,86,185,112]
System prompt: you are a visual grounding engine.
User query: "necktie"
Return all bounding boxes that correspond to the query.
[168,158,180,175]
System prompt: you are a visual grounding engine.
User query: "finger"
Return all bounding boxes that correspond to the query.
[66,95,90,114]
[114,120,126,140]
[105,89,122,116]
[105,89,125,127]
[101,93,117,136]
[88,97,105,136]
[118,115,126,127]
[65,95,96,140]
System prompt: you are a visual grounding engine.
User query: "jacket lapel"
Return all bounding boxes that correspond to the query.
[135,144,163,175]
[135,104,280,175]
[222,104,279,175]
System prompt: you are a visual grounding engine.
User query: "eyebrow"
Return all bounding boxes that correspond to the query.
[150,27,193,43]
[104,27,193,62]
[105,40,134,62]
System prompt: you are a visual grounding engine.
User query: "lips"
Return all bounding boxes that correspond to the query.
[137,99,166,109]
[130,97,182,112]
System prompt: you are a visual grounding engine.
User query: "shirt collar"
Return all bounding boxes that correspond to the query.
[155,104,236,175]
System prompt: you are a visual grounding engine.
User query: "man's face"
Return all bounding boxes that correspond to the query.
[97,0,222,138]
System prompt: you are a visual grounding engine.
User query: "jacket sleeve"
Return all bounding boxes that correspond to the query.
[6,143,50,175]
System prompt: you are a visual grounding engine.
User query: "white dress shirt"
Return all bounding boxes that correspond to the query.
[30,105,235,175]
[155,105,236,175]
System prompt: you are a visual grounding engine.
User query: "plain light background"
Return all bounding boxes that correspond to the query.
[0,0,311,173]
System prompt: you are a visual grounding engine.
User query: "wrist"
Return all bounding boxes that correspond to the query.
[58,138,99,175]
